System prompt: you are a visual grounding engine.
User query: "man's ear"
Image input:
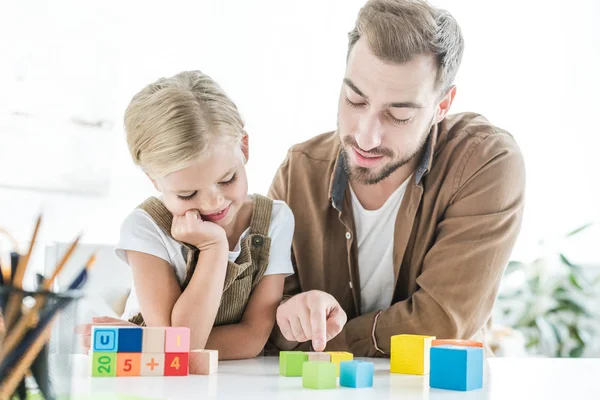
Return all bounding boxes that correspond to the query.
[241,132,249,163]
[145,172,160,192]
[435,85,457,124]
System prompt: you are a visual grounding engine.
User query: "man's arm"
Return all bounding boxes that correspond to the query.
[332,134,526,355]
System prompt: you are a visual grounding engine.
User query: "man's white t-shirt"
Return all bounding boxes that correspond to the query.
[350,177,411,315]
[115,200,295,320]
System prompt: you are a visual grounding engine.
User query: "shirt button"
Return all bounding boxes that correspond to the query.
[345,232,352,240]
[349,281,353,289]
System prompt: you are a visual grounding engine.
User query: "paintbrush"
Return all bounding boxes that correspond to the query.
[0,234,81,362]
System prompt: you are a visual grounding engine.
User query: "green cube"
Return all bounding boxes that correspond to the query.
[302,361,337,389]
[92,352,117,377]
[279,351,308,376]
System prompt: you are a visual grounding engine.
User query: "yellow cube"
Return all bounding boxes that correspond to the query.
[327,351,353,376]
[390,334,435,375]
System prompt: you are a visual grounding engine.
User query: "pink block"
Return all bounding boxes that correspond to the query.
[165,327,191,353]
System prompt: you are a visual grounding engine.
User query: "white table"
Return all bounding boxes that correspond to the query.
[52,355,599,399]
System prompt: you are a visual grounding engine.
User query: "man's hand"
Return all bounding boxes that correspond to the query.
[275,290,347,352]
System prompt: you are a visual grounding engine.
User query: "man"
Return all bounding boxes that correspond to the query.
[267,0,525,356]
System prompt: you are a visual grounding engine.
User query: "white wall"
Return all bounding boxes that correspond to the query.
[1,0,599,287]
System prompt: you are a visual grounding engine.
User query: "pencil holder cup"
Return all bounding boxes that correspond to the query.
[0,286,83,400]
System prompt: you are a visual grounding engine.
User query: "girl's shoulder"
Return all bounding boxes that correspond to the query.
[269,200,294,230]
[117,208,177,260]
[256,197,294,239]
[120,208,164,237]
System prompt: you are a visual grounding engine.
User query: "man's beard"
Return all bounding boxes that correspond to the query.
[339,125,432,186]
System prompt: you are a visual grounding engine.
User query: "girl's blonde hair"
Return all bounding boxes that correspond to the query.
[124,70,245,177]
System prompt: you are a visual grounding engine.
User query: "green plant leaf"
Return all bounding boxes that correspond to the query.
[506,260,526,274]
[566,223,593,237]
[569,346,585,358]
[569,273,585,291]
[548,321,561,341]
[558,298,592,317]
[560,253,580,270]
[568,325,586,347]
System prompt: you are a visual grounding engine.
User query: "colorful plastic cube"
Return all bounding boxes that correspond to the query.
[302,361,337,389]
[390,334,435,375]
[327,351,353,376]
[306,352,331,362]
[340,360,374,388]
[429,345,483,391]
[432,339,482,348]
[279,351,308,376]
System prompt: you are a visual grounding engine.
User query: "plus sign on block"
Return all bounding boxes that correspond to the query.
[141,353,165,376]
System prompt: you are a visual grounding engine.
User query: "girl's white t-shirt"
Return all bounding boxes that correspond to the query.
[115,200,295,320]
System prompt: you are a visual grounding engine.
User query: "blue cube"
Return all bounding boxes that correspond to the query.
[92,326,119,352]
[340,360,374,388]
[430,345,483,391]
[117,327,143,352]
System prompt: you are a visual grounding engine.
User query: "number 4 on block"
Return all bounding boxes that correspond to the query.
[165,353,189,376]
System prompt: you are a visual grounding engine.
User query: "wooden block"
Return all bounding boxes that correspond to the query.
[340,360,374,388]
[327,351,353,376]
[302,361,337,389]
[118,327,143,353]
[279,351,308,377]
[432,339,483,348]
[189,349,218,375]
[92,326,119,353]
[142,327,165,353]
[116,353,141,377]
[92,352,116,377]
[430,345,483,391]
[306,352,331,362]
[390,334,435,375]
[165,327,191,353]
[140,353,165,376]
[165,352,189,376]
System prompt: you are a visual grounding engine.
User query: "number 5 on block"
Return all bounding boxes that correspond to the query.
[117,353,141,376]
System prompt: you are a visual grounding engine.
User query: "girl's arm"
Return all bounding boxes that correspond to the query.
[204,273,286,359]
[126,251,181,326]
[127,242,229,351]
[169,240,229,349]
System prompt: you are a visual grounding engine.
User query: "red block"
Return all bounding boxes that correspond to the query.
[164,353,189,376]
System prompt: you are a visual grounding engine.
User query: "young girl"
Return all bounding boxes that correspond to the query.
[87,71,294,360]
